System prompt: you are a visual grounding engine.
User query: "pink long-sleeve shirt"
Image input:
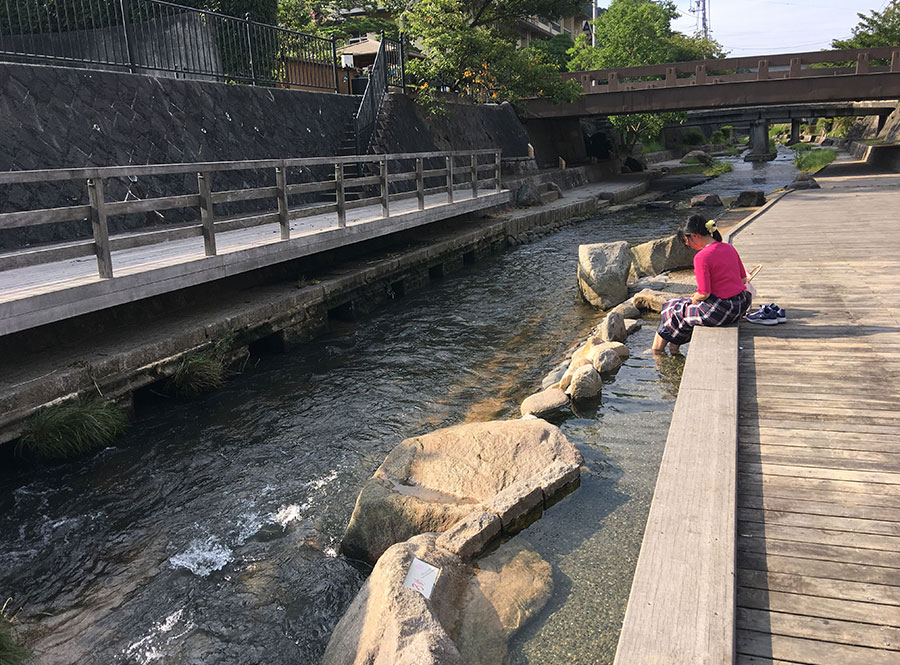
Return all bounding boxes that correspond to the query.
[694,241,747,299]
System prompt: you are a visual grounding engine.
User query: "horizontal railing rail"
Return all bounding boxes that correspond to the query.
[0,0,339,90]
[0,150,503,279]
[563,46,900,93]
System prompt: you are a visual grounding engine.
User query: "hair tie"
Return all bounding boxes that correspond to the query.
[705,219,718,235]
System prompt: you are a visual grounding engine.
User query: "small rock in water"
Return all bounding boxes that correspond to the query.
[690,193,723,207]
[520,388,569,419]
[599,312,627,343]
[590,348,623,374]
[644,200,677,210]
[565,364,602,401]
[731,190,766,207]
[633,288,675,312]
[624,319,641,335]
[540,360,569,389]
[611,301,640,319]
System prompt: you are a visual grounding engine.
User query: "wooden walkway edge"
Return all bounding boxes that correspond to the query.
[613,324,739,665]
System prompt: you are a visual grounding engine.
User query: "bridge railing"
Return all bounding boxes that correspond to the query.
[564,46,900,93]
[0,150,502,279]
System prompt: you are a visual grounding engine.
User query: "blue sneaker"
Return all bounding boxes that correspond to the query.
[768,303,787,323]
[745,305,779,325]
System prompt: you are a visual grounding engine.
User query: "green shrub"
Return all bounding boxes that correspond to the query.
[703,161,733,177]
[830,117,854,138]
[720,125,733,141]
[710,130,725,144]
[17,400,128,460]
[768,138,777,153]
[683,128,706,146]
[794,148,836,172]
[169,350,226,398]
[0,622,29,665]
[792,142,814,153]
[641,139,664,154]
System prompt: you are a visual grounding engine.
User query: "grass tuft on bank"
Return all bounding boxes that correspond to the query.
[17,399,129,461]
[0,600,28,665]
[670,160,733,177]
[169,350,227,397]
[794,147,836,173]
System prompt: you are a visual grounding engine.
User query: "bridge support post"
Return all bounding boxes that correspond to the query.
[788,119,801,146]
[744,119,776,162]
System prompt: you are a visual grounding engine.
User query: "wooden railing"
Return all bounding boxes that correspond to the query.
[0,149,502,278]
[564,46,900,94]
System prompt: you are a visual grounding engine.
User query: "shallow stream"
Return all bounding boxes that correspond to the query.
[0,153,800,665]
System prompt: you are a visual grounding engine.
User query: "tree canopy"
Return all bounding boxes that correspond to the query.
[398,0,582,107]
[832,1,900,49]
[567,0,722,71]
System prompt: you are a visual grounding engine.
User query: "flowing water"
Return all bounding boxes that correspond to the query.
[0,157,800,665]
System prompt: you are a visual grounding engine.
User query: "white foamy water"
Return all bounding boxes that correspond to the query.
[169,536,233,576]
[271,504,303,529]
[124,609,195,663]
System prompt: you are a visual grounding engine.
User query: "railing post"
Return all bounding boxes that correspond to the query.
[789,58,801,78]
[856,52,870,75]
[446,155,454,203]
[665,66,676,87]
[244,12,256,85]
[119,0,137,74]
[275,165,290,240]
[494,151,501,193]
[470,154,478,198]
[608,71,619,92]
[380,157,390,218]
[87,178,113,279]
[197,171,217,256]
[757,59,769,80]
[695,64,707,85]
[331,35,339,92]
[335,162,346,227]
[892,50,900,73]
[399,33,407,91]
[415,157,425,210]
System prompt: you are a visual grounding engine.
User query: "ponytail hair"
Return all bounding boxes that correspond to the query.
[677,213,722,244]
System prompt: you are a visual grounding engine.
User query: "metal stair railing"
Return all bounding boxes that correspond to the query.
[354,33,405,155]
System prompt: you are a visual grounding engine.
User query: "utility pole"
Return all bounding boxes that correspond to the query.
[592,0,598,47]
[691,0,710,40]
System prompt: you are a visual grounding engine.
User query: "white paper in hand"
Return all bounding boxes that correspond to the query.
[402,557,440,600]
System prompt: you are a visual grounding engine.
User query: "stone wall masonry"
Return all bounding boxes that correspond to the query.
[0,62,361,249]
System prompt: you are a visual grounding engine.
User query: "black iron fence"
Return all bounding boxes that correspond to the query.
[355,35,404,154]
[0,0,339,90]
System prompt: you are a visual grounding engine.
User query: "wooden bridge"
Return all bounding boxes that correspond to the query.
[0,149,507,336]
[615,155,900,664]
[525,46,900,118]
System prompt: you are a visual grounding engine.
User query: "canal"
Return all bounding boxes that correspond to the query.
[0,149,800,665]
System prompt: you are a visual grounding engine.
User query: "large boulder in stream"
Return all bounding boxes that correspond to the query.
[630,234,697,277]
[323,534,552,665]
[340,420,582,565]
[577,241,632,310]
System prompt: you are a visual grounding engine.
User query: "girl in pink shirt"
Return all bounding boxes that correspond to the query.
[652,214,753,354]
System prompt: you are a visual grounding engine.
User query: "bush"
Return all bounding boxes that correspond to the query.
[641,139,665,154]
[794,148,837,172]
[710,130,725,144]
[683,128,706,146]
[16,399,129,460]
[768,138,777,153]
[720,125,733,141]
[169,350,227,398]
[703,161,733,177]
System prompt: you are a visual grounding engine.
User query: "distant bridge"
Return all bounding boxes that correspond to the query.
[524,47,900,159]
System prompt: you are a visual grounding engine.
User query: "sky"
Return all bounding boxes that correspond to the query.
[597,0,893,56]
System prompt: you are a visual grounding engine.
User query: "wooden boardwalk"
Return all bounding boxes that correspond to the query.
[730,163,900,664]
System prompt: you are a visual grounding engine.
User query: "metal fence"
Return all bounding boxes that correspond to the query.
[355,35,404,154]
[0,0,339,90]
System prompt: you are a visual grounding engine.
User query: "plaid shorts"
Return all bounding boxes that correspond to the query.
[657,290,752,345]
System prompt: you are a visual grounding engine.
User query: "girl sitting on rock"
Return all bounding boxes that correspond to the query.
[652,214,752,354]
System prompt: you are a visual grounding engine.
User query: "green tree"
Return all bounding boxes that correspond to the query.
[832,1,900,49]
[400,0,582,107]
[567,0,723,153]
[526,33,576,72]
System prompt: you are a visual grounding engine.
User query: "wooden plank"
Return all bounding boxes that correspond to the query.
[738,569,900,606]
[739,507,900,536]
[614,326,737,665]
[0,241,95,271]
[739,444,900,465]
[740,462,900,488]
[739,607,900,651]
[738,550,900,586]
[0,204,91,230]
[739,474,900,505]
[738,520,900,552]
[739,587,900,627]
[739,453,900,474]
[737,629,899,665]
[738,494,900,523]
[105,193,200,216]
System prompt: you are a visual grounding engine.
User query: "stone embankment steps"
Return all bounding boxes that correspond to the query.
[0,171,658,445]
